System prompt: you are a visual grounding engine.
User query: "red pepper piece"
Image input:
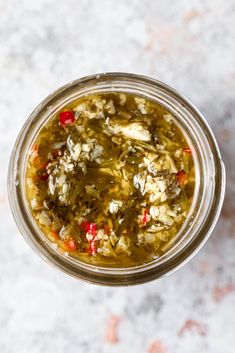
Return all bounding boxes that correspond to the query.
[64,237,77,251]
[59,110,75,126]
[80,221,97,254]
[80,221,97,236]
[31,143,39,162]
[38,172,49,181]
[142,209,149,225]
[80,220,91,232]
[37,161,49,170]
[89,239,97,255]
[51,230,60,240]
[52,149,60,159]
[104,225,110,235]
[89,223,97,236]
[177,170,187,185]
[183,147,192,154]
[37,162,49,181]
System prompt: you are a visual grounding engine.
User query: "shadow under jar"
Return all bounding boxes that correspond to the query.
[8,73,225,285]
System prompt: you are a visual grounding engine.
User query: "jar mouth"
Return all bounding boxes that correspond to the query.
[8,72,226,285]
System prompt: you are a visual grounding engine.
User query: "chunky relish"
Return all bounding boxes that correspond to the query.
[26,92,195,267]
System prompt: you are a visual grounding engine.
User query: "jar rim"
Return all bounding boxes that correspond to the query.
[8,72,226,285]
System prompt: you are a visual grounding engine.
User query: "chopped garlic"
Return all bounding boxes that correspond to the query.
[39,210,51,226]
[147,224,165,232]
[64,162,74,172]
[48,175,56,195]
[156,179,167,192]
[165,155,178,174]
[67,136,81,161]
[52,142,66,149]
[56,174,66,185]
[75,103,86,113]
[76,126,85,134]
[95,229,108,241]
[149,206,160,220]
[27,178,34,188]
[109,231,119,246]
[97,240,116,257]
[133,173,146,195]
[119,93,126,105]
[58,182,69,203]
[147,163,157,176]
[86,232,94,241]
[105,100,116,114]
[145,233,156,244]
[174,149,182,158]
[109,200,123,214]
[145,176,167,195]
[81,143,92,153]
[90,144,104,161]
[163,113,173,123]
[134,97,147,114]
[31,198,39,210]
[157,205,174,226]
[94,98,106,110]
[87,111,104,119]
[120,123,151,141]
[137,233,145,245]
[116,236,131,255]
[149,192,167,203]
[108,124,122,135]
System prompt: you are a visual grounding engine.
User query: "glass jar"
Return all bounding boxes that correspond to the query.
[8,73,225,285]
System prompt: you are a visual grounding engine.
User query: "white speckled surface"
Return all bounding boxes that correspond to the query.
[0,1,235,352]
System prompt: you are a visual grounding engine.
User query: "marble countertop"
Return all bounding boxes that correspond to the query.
[0,0,235,352]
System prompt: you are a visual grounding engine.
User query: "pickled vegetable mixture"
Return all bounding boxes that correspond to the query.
[26,93,195,267]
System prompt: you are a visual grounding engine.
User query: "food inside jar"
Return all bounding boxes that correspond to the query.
[26,92,195,267]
